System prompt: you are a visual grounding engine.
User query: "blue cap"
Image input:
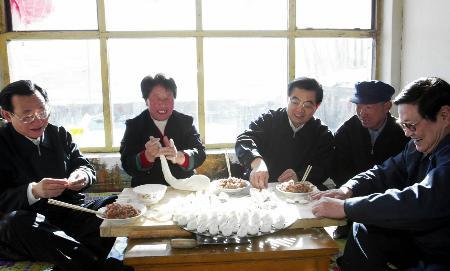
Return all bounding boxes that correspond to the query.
[350,80,395,104]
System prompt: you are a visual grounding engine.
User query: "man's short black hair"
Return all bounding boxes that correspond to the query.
[140,73,177,100]
[287,77,323,104]
[394,77,450,122]
[0,80,49,112]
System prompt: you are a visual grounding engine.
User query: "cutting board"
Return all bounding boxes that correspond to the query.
[99,187,346,238]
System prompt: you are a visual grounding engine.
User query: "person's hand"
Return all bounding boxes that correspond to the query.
[144,136,162,162]
[67,170,89,191]
[250,158,269,189]
[160,137,185,165]
[32,178,68,198]
[277,168,298,182]
[310,187,353,201]
[312,197,346,219]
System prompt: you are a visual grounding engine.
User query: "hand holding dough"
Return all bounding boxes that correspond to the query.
[160,155,210,191]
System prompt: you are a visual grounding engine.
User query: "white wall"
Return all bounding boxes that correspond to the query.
[401,0,450,87]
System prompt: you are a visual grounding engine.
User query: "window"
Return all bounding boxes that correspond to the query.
[1,0,376,151]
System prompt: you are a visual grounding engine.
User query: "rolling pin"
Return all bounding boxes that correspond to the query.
[128,229,193,239]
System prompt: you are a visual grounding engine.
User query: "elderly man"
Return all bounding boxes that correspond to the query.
[312,77,450,270]
[120,73,206,187]
[0,80,124,271]
[331,81,409,239]
[235,77,334,190]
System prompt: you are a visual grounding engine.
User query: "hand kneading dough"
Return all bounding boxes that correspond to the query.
[160,155,210,191]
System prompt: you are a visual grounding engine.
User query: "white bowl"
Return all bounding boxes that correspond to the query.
[133,184,167,204]
[213,178,250,195]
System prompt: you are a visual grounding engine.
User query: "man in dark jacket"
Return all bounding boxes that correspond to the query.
[235,77,334,190]
[312,77,450,270]
[120,74,206,187]
[0,80,121,271]
[332,80,409,238]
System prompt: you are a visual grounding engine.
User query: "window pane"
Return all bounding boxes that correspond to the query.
[296,38,373,131]
[10,0,97,30]
[203,0,287,30]
[105,0,195,31]
[204,38,287,144]
[297,0,372,29]
[108,38,198,146]
[7,40,104,147]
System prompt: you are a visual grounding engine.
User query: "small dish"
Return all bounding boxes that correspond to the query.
[133,184,167,204]
[97,202,147,225]
[213,178,250,194]
[275,181,317,202]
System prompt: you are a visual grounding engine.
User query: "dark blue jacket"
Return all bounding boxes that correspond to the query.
[344,135,450,260]
[332,114,409,186]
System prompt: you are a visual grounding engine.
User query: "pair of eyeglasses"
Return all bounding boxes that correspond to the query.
[10,107,51,124]
[289,97,316,110]
[398,118,422,132]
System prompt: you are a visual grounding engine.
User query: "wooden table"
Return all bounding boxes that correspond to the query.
[124,227,339,271]
[101,187,344,270]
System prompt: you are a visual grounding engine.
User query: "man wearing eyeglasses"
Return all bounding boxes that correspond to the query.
[312,77,450,270]
[235,77,334,190]
[0,80,126,271]
[331,81,409,239]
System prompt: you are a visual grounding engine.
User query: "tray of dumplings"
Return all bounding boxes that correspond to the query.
[172,189,298,241]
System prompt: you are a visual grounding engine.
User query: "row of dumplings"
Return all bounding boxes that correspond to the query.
[174,208,286,237]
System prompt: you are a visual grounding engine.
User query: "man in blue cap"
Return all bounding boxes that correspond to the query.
[331,80,409,239]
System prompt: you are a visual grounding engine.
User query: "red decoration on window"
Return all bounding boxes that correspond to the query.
[10,0,54,25]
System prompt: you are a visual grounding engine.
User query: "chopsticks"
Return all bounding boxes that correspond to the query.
[300,165,312,182]
[48,199,104,216]
[224,152,232,178]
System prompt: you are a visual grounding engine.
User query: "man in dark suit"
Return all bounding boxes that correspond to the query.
[235,77,334,190]
[0,80,123,271]
[331,80,409,239]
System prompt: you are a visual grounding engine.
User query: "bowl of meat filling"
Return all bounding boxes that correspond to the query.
[275,180,317,202]
[214,177,250,194]
[98,202,146,225]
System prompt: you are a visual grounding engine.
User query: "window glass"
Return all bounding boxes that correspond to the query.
[10,0,98,30]
[296,0,372,29]
[105,0,195,31]
[203,0,287,30]
[108,38,198,146]
[296,38,373,131]
[203,38,287,144]
[7,40,104,147]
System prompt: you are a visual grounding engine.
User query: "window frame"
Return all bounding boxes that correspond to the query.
[0,0,378,152]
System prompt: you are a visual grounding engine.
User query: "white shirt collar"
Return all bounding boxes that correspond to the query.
[152,118,168,135]
[288,117,304,134]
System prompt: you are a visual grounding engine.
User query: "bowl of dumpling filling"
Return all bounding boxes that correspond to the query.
[275,180,317,201]
[214,177,250,194]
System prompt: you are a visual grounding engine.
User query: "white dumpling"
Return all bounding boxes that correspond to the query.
[186,217,198,231]
[248,224,259,235]
[208,222,219,235]
[221,224,233,236]
[260,223,272,233]
[273,215,285,230]
[237,225,248,237]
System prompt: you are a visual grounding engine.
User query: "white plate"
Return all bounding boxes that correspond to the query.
[275,183,317,202]
[97,202,147,225]
[212,179,250,194]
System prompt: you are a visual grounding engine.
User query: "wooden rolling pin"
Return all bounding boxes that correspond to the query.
[128,229,193,239]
